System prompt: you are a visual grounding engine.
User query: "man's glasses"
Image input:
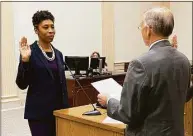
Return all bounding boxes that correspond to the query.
[138,22,151,30]
[138,26,142,30]
[138,21,143,30]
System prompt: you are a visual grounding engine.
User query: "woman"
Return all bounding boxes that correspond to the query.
[16,10,69,136]
[90,51,108,72]
[90,51,100,58]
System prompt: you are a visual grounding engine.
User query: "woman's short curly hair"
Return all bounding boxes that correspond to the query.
[32,10,54,29]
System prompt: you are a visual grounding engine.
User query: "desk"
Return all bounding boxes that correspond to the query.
[66,72,126,107]
[54,105,126,136]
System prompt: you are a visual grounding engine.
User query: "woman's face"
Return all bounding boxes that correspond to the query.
[35,19,55,43]
[92,53,99,58]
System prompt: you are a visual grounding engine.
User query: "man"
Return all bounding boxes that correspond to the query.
[97,7,191,136]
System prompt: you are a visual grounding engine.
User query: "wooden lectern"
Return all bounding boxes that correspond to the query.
[54,105,126,136]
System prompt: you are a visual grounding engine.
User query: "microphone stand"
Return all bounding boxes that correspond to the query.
[64,62,101,116]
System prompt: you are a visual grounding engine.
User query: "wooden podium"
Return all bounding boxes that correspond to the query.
[54,105,126,136]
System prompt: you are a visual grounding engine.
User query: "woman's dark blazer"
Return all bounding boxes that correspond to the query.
[16,41,69,120]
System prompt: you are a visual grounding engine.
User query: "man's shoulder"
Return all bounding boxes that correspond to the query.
[175,49,190,62]
[132,51,160,71]
[136,52,153,64]
[135,47,190,71]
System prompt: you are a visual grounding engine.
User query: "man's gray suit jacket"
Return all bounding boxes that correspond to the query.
[107,40,191,136]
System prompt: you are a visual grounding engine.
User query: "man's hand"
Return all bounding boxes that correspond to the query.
[97,94,107,107]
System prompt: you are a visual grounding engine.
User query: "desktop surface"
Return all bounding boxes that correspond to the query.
[66,71,126,80]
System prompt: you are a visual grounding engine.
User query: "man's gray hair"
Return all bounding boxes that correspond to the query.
[143,7,174,37]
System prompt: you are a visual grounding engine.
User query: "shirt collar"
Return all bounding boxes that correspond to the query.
[149,39,169,50]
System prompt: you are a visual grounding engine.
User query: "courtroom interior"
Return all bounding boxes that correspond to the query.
[1,1,192,136]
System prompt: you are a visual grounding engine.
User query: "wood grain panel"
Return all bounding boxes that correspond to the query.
[184,100,192,136]
[57,118,123,136]
[54,105,125,136]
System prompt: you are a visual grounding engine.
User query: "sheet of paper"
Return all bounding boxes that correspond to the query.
[102,116,124,124]
[91,78,122,101]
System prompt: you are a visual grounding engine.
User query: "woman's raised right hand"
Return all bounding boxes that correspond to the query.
[19,37,31,62]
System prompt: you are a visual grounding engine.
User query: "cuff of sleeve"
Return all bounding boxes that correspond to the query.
[22,62,29,70]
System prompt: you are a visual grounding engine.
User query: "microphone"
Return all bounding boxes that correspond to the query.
[64,61,101,116]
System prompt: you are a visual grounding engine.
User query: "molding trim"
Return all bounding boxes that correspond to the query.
[1,106,24,112]
[101,2,115,71]
[1,96,20,103]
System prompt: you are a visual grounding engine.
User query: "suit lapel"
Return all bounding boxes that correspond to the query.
[33,41,54,79]
[54,48,63,82]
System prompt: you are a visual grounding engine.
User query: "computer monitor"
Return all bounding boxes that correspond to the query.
[65,56,89,76]
[90,57,106,69]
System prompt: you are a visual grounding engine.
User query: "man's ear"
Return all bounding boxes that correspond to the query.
[146,27,151,38]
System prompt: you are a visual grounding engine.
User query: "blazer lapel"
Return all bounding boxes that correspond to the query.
[33,41,54,79]
[54,49,63,83]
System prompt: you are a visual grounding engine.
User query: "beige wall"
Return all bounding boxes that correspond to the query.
[114,2,170,62]
[113,2,191,64]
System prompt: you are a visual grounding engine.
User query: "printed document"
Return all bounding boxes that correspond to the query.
[91,78,122,101]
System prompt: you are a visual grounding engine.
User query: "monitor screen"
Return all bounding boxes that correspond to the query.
[65,56,89,76]
[90,57,106,69]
